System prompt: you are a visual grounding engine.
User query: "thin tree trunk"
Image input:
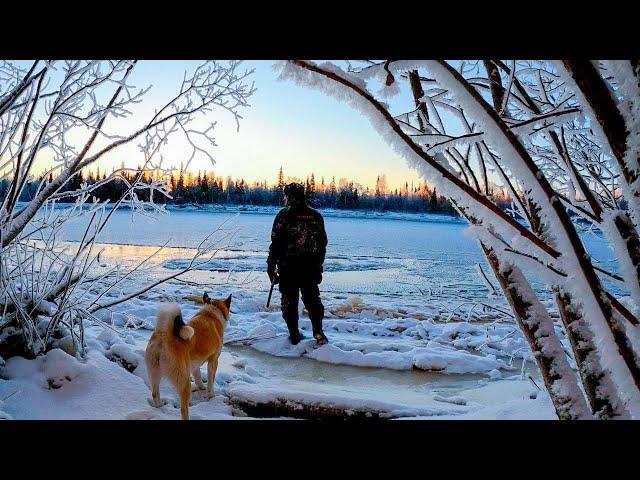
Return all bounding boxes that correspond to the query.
[409,65,591,418]
[560,60,640,338]
[484,60,625,417]
[289,59,640,415]
[483,245,592,419]
[483,60,506,116]
[408,70,429,132]
[562,60,637,187]
[429,60,640,403]
[499,60,640,311]
[554,289,620,417]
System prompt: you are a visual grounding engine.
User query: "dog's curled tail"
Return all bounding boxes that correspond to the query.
[156,302,194,340]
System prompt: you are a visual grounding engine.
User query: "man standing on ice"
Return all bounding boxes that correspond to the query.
[267,182,329,345]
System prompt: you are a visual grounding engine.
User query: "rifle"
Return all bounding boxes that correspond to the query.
[266,273,277,308]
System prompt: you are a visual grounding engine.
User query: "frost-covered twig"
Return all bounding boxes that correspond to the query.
[0,60,254,357]
[282,58,640,419]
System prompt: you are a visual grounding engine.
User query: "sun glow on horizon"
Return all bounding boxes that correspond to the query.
[22,60,424,192]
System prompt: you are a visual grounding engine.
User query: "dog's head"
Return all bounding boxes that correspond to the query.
[202,292,232,320]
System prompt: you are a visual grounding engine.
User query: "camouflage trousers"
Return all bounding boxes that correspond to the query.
[278,281,324,335]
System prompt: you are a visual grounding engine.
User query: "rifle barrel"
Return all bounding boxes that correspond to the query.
[266,278,275,308]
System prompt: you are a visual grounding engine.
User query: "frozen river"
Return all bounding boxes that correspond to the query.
[58,205,623,302]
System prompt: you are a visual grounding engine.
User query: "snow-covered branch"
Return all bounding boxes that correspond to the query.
[282,58,640,419]
[0,60,254,358]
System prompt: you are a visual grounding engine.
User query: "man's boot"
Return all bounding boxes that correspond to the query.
[288,328,304,345]
[310,316,328,346]
[284,313,304,345]
[280,284,304,345]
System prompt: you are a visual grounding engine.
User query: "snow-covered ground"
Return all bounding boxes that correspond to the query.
[0,284,555,419]
[3,207,620,420]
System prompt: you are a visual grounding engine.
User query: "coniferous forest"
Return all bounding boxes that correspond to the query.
[2,165,516,215]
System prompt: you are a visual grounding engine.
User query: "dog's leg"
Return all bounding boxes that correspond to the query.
[178,377,191,420]
[146,361,163,407]
[192,365,206,391]
[179,357,192,420]
[151,381,161,407]
[206,355,219,399]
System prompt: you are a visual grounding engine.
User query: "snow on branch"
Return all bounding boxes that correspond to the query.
[282,58,640,419]
[0,60,254,357]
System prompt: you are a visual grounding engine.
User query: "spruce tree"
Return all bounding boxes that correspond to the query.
[429,187,438,211]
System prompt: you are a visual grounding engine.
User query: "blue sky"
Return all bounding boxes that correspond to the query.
[120,60,423,190]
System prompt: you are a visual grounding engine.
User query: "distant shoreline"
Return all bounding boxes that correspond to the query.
[22,201,465,225]
[165,202,463,223]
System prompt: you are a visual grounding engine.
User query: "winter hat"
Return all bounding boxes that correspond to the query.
[284,182,306,203]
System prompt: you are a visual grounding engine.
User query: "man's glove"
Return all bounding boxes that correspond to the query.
[268,267,279,284]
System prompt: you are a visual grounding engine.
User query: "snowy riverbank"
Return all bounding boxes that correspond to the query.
[0,264,557,420]
[0,207,582,420]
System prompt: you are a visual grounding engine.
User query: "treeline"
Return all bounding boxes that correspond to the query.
[0,168,156,204]
[156,168,513,215]
[162,169,463,214]
[1,167,514,216]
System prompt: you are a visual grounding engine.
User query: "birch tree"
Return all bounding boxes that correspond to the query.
[279,59,640,419]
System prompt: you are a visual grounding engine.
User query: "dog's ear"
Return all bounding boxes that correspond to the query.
[203,292,210,304]
[224,294,232,308]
